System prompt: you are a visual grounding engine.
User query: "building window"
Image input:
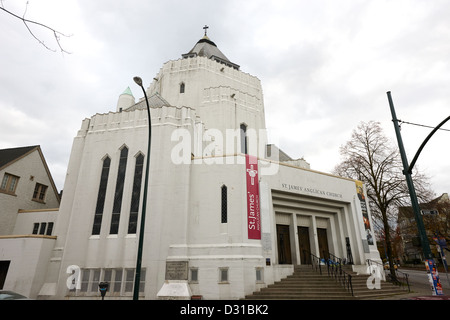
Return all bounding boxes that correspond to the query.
[39,222,47,235]
[90,269,101,292]
[46,222,54,235]
[219,268,229,283]
[103,269,112,287]
[32,183,48,202]
[139,269,146,293]
[240,123,248,154]
[30,221,53,236]
[92,156,111,235]
[256,267,264,283]
[124,269,135,293]
[110,147,129,234]
[128,153,144,234]
[80,269,90,292]
[113,269,123,293]
[221,185,227,223]
[180,82,185,94]
[0,173,19,195]
[190,268,199,283]
[74,268,145,296]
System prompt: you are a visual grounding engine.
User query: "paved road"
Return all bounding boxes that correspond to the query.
[382,268,450,299]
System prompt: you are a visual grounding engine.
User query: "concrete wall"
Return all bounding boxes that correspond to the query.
[0,235,56,298]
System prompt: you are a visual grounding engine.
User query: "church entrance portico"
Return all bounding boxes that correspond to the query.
[271,189,359,268]
[275,213,337,266]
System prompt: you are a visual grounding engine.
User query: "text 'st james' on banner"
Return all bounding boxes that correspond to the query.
[246,154,261,239]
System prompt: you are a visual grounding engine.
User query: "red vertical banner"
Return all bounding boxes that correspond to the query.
[246,154,261,239]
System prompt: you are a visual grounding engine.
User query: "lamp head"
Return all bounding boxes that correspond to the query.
[133,76,143,86]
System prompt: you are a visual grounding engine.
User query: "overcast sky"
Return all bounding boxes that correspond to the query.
[1,0,449,196]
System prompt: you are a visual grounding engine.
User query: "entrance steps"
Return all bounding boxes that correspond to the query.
[343,266,407,300]
[245,265,355,300]
[245,265,407,300]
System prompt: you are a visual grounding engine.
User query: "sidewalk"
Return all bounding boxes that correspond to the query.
[380,268,450,300]
[380,284,436,300]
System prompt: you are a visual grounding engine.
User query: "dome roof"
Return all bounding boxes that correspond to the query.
[120,86,134,96]
[182,29,240,70]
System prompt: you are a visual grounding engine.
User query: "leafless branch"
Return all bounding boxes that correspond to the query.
[333,120,434,277]
[0,2,72,54]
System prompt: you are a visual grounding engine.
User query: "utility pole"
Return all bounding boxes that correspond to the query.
[387,91,446,295]
[387,91,433,260]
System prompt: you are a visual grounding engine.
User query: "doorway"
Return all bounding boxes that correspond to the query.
[317,228,329,260]
[0,261,10,289]
[276,225,292,264]
[298,227,311,264]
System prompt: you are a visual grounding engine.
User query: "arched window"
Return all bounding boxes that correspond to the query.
[180,82,185,94]
[110,146,128,234]
[128,153,144,234]
[92,156,111,235]
[240,123,248,154]
[221,185,227,223]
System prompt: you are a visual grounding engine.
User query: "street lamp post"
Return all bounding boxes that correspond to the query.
[387,91,432,260]
[387,91,449,295]
[133,76,152,300]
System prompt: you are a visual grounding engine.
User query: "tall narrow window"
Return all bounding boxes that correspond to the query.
[128,153,144,234]
[90,269,101,292]
[39,222,47,235]
[139,269,146,293]
[180,82,185,94]
[221,185,227,223]
[80,269,90,292]
[124,269,135,292]
[110,147,128,234]
[113,269,123,293]
[46,222,54,235]
[240,123,248,154]
[32,223,39,234]
[92,156,111,235]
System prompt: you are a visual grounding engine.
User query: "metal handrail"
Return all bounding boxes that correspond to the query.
[304,250,323,275]
[304,250,354,296]
[326,252,354,296]
[366,259,410,292]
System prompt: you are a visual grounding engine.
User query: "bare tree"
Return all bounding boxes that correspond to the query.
[1,1,71,53]
[333,121,433,279]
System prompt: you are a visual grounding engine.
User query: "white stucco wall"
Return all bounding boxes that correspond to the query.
[0,149,60,235]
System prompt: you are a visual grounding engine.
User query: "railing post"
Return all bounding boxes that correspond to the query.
[405,273,410,292]
[349,274,353,296]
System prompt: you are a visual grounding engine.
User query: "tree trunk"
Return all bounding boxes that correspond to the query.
[382,209,397,281]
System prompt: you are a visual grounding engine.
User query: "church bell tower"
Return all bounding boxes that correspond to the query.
[145,27,267,157]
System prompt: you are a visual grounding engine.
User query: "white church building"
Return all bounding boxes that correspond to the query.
[36,29,381,300]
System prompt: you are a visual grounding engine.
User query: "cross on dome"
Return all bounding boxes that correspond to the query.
[181,26,240,70]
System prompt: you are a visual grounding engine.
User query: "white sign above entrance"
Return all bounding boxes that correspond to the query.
[281,183,343,199]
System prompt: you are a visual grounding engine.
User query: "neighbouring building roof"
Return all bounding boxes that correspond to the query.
[0,145,60,204]
[0,145,39,170]
[399,193,450,219]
